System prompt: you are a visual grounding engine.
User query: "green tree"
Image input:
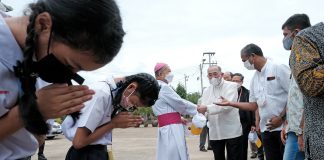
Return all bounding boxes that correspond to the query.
[186,92,201,104]
[176,83,187,99]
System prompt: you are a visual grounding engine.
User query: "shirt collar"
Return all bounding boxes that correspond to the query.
[260,59,270,74]
[157,80,167,85]
[0,13,24,72]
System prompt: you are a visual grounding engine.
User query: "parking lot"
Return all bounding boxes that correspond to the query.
[31,126,256,160]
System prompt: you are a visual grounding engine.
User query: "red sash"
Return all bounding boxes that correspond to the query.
[157,112,181,127]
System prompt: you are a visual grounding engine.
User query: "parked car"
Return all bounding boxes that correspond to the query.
[46,122,62,139]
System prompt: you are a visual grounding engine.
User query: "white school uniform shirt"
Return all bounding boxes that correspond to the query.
[62,76,116,145]
[0,11,39,159]
[249,59,290,132]
[200,79,242,140]
[152,80,197,160]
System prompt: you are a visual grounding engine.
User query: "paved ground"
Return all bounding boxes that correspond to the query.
[31,126,256,160]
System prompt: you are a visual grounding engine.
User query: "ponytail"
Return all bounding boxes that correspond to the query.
[14,3,49,134]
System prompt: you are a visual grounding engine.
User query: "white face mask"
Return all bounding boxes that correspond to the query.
[244,59,255,70]
[165,72,174,83]
[120,89,135,109]
[209,77,222,86]
[236,82,242,88]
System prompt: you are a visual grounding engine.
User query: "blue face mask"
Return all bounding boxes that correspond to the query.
[282,31,294,50]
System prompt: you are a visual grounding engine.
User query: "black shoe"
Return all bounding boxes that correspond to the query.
[200,148,208,152]
[207,146,212,150]
[250,153,257,159]
[38,154,47,160]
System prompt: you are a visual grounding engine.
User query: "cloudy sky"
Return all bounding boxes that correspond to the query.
[3,0,323,93]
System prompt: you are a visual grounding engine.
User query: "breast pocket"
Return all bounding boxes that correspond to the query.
[266,76,278,95]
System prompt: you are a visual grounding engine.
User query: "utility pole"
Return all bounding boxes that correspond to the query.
[203,52,215,66]
[184,74,189,92]
[199,64,203,94]
[199,52,217,94]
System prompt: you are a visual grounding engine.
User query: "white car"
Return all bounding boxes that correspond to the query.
[46,122,62,139]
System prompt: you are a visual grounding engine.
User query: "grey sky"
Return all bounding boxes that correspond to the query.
[3,0,323,93]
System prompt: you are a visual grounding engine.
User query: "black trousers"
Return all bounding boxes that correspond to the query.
[241,126,250,160]
[261,131,284,160]
[65,144,108,160]
[210,136,242,160]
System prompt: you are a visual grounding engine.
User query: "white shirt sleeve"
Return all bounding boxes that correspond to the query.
[0,105,8,117]
[77,89,109,132]
[249,74,257,103]
[207,84,238,115]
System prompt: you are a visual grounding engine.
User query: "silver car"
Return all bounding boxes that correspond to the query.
[46,122,62,139]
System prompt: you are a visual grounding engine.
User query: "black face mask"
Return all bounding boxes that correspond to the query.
[32,54,84,85]
[33,30,84,85]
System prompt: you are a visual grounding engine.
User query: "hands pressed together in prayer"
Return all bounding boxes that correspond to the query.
[111,112,144,128]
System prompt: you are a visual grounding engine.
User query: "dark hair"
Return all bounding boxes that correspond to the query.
[282,14,311,30]
[112,73,160,111]
[233,73,244,81]
[241,43,263,57]
[16,0,125,135]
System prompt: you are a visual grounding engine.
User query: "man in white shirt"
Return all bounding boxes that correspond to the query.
[217,44,290,160]
[197,65,242,160]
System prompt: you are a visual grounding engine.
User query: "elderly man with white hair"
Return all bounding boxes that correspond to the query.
[197,65,242,160]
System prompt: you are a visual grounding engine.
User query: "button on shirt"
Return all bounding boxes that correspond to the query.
[249,59,290,132]
[0,12,38,159]
[62,76,116,145]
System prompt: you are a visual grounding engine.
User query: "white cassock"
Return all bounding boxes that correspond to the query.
[153,80,197,160]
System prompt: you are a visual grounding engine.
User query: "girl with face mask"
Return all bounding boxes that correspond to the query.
[0,0,125,159]
[62,73,160,160]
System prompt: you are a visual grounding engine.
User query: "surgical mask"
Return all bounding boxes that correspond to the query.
[33,54,84,85]
[120,89,135,109]
[282,32,294,50]
[165,72,174,83]
[209,77,222,86]
[243,59,255,70]
[236,82,242,88]
[32,31,84,85]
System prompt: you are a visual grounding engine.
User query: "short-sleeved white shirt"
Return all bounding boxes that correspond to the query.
[0,11,38,159]
[249,59,290,132]
[62,76,116,145]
